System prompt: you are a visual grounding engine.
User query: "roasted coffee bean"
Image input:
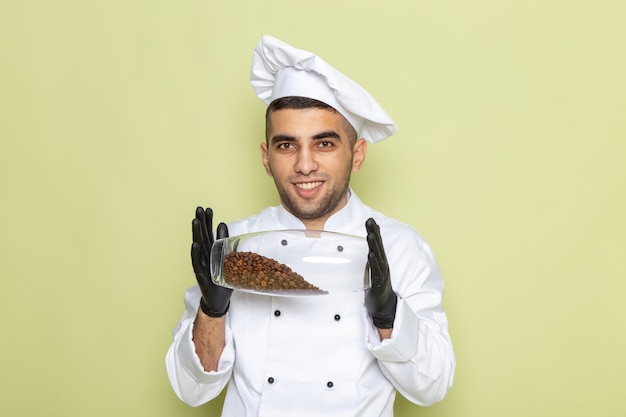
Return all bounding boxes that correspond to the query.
[223,251,321,291]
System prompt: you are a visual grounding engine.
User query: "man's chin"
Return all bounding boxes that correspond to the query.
[282,200,324,220]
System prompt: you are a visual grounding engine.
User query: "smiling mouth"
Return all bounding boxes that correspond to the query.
[295,181,323,190]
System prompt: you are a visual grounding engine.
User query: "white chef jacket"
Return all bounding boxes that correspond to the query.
[166,191,455,416]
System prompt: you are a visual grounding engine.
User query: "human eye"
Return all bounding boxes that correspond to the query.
[276,142,295,151]
[316,140,335,149]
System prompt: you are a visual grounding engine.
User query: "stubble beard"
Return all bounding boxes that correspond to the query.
[274,171,352,223]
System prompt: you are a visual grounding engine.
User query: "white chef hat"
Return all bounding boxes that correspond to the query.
[250,35,398,143]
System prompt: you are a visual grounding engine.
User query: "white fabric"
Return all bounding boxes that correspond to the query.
[251,35,399,144]
[166,191,455,416]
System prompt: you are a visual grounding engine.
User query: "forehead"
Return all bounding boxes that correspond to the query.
[268,108,349,135]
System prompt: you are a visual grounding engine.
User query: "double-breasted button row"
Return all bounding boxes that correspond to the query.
[265,377,334,389]
[279,239,345,254]
[272,310,341,321]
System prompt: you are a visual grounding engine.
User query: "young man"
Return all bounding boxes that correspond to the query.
[166,35,455,416]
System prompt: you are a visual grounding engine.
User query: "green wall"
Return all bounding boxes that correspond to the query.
[1,1,625,416]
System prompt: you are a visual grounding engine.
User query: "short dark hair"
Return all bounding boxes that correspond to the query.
[265,96,357,143]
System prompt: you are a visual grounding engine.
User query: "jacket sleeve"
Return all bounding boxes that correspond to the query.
[165,285,235,406]
[365,230,455,406]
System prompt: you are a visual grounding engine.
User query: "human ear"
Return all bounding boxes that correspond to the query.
[351,138,367,173]
[260,142,273,176]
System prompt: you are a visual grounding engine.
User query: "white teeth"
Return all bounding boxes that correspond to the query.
[296,182,322,190]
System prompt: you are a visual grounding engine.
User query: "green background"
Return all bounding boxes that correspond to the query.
[1,0,625,416]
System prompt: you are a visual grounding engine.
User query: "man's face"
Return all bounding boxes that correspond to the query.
[261,108,367,229]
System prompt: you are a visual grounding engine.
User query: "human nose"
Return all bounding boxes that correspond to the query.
[294,147,318,175]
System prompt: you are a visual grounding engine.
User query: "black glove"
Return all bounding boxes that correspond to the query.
[191,207,232,317]
[365,218,397,329]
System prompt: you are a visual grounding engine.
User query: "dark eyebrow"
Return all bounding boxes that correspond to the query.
[270,134,296,144]
[270,131,342,144]
[312,130,342,141]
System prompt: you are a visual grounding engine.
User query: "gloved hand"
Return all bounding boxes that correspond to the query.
[365,218,397,329]
[191,207,233,317]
